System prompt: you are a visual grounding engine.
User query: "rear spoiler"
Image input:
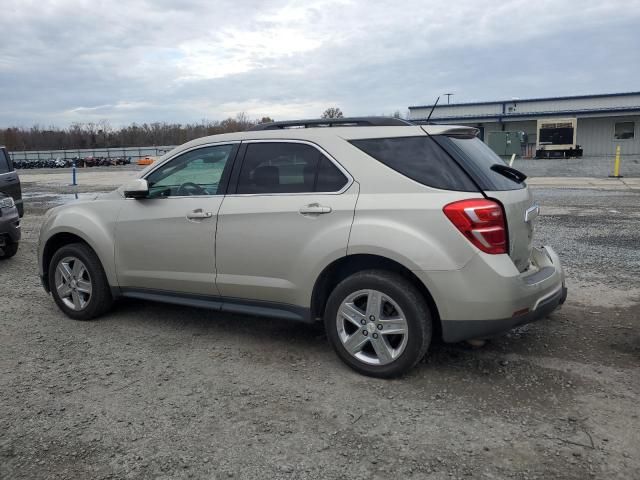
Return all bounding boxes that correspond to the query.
[421,125,480,138]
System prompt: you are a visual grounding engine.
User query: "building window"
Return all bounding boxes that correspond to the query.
[614,122,635,140]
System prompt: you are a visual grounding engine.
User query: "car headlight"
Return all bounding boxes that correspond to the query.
[0,196,15,209]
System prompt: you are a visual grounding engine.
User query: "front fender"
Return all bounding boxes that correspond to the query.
[38,200,123,286]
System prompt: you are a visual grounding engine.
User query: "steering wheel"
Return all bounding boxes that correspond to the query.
[177,182,207,196]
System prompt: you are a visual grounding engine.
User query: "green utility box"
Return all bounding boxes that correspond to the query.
[487,131,524,157]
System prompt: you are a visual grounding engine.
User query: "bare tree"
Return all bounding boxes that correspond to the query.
[321,107,344,119]
[0,113,277,151]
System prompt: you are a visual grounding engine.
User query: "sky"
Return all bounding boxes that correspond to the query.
[1,0,640,127]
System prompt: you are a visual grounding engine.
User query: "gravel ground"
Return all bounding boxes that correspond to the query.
[1,174,639,479]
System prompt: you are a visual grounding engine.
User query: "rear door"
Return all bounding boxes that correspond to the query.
[432,135,534,272]
[215,140,357,307]
[0,148,23,217]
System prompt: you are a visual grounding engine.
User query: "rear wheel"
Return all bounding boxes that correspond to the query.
[324,270,432,378]
[0,241,18,259]
[48,243,113,320]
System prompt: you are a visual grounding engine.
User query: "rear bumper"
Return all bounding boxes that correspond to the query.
[441,283,567,342]
[416,245,566,343]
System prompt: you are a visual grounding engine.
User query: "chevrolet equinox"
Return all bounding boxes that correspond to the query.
[38,118,566,377]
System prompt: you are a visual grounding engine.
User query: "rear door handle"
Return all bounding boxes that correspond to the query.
[299,203,332,215]
[186,209,213,220]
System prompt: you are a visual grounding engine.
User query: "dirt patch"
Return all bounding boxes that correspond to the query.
[0,183,639,479]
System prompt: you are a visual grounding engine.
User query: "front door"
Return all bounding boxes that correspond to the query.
[215,141,358,307]
[114,143,238,296]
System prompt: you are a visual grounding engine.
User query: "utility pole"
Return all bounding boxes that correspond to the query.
[444,93,454,104]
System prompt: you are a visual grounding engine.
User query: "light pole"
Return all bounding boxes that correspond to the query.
[444,93,454,104]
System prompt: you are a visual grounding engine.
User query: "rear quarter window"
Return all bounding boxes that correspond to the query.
[349,136,478,192]
[432,135,525,191]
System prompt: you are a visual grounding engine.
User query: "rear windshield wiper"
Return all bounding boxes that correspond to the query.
[490,163,527,184]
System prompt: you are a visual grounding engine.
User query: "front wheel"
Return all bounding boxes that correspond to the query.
[48,243,113,320]
[324,270,432,378]
[0,241,18,259]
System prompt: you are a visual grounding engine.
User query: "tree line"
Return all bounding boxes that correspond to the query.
[0,107,357,151]
[0,114,268,152]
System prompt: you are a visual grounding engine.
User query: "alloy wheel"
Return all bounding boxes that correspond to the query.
[54,256,93,311]
[336,289,409,366]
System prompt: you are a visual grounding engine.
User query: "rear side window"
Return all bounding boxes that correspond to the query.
[236,142,348,194]
[349,136,477,191]
[0,149,11,173]
[433,136,525,191]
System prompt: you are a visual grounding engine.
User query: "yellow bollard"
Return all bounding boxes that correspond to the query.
[610,145,623,178]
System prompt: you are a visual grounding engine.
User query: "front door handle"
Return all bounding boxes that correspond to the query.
[299,203,332,215]
[186,209,213,220]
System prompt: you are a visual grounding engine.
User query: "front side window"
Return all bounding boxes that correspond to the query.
[236,142,347,194]
[146,144,236,198]
[614,121,635,140]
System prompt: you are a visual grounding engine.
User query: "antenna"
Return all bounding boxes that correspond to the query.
[426,96,440,123]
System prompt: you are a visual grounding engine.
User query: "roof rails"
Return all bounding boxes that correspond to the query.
[249,116,413,131]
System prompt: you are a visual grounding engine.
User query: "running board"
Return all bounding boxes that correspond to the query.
[118,288,312,323]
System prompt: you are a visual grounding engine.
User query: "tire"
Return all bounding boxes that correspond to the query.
[48,242,113,320]
[324,270,432,378]
[0,242,18,260]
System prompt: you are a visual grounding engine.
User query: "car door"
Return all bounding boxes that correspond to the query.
[215,140,359,308]
[0,148,23,217]
[114,143,238,296]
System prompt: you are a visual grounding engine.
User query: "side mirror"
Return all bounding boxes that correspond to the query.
[123,179,149,199]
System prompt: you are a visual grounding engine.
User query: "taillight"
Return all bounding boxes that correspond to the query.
[443,199,507,254]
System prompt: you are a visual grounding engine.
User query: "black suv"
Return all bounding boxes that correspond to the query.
[0,146,22,259]
[0,147,23,216]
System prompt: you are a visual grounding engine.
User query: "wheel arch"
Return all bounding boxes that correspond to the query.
[41,231,109,292]
[310,254,441,338]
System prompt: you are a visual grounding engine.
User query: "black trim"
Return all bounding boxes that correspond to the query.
[228,143,248,194]
[249,117,412,131]
[118,288,313,323]
[217,143,241,195]
[522,266,555,286]
[441,286,566,343]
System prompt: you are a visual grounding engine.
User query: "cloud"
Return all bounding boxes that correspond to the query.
[1,0,639,126]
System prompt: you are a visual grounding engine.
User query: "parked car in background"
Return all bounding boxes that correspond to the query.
[0,146,23,217]
[137,156,156,166]
[0,193,20,259]
[38,117,566,377]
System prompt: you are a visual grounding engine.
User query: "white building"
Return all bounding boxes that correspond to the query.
[408,92,640,158]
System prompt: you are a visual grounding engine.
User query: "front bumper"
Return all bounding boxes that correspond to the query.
[417,245,566,343]
[0,206,21,245]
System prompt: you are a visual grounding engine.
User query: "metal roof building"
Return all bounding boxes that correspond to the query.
[408,92,640,158]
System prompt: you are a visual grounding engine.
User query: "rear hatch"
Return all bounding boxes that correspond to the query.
[430,131,534,272]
